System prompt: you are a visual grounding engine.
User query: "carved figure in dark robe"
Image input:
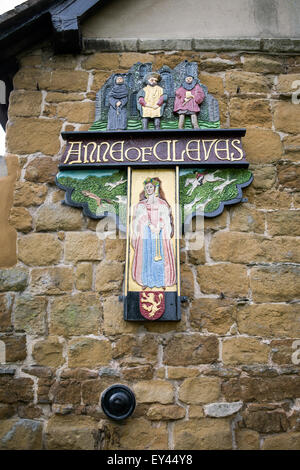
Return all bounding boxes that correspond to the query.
[137,72,168,130]
[174,75,205,129]
[107,75,128,130]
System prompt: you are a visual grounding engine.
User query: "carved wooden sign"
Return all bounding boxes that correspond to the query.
[56,60,253,322]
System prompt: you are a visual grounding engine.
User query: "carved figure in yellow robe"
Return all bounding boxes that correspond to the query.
[137,72,168,129]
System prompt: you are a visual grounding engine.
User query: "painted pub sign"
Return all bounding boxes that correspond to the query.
[56,61,253,322]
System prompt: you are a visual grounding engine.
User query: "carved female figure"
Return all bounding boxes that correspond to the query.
[131,177,176,289]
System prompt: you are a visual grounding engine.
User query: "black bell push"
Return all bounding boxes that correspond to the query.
[101,384,136,421]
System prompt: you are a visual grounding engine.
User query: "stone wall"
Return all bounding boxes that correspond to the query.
[0,46,300,450]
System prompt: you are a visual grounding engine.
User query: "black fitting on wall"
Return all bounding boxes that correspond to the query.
[101,384,136,421]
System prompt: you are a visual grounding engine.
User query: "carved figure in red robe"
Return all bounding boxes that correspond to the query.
[174,76,205,129]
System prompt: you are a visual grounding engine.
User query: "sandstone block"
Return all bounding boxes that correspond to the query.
[65,232,102,262]
[189,406,205,418]
[243,408,288,433]
[229,98,272,128]
[278,162,300,190]
[222,337,270,365]
[82,377,115,405]
[276,73,300,94]
[13,68,51,90]
[30,267,73,295]
[282,134,300,161]
[180,265,195,299]
[250,265,300,302]
[262,432,300,450]
[226,71,271,95]
[75,263,93,291]
[91,71,112,91]
[47,70,89,92]
[45,415,99,450]
[18,233,62,266]
[111,417,168,450]
[46,92,85,103]
[9,207,32,233]
[271,339,300,365]
[198,74,224,96]
[236,429,260,450]
[0,293,13,331]
[147,404,185,421]
[252,165,276,191]
[35,204,83,231]
[50,293,101,337]
[122,365,154,381]
[200,58,236,73]
[57,101,95,123]
[14,295,47,335]
[7,118,61,155]
[0,267,28,292]
[230,204,265,233]
[243,55,283,74]
[167,367,199,380]
[8,90,42,118]
[0,418,43,450]
[120,53,153,69]
[266,210,300,236]
[190,298,235,335]
[50,380,81,405]
[197,264,249,298]
[0,404,15,420]
[178,377,220,404]
[237,303,300,338]
[163,334,218,366]
[95,261,124,293]
[2,335,26,362]
[174,418,232,450]
[32,337,64,367]
[246,187,292,210]
[68,338,112,368]
[112,334,158,363]
[82,53,120,70]
[274,102,300,134]
[0,376,33,404]
[133,380,174,404]
[243,128,283,163]
[13,181,48,206]
[17,404,42,419]
[102,296,137,335]
[105,238,126,262]
[204,210,227,231]
[25,156,58,184]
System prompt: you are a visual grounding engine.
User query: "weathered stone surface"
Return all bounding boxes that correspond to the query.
[222,337,269,365]
[2,335,26,362]
[30,267,73,295]
[95,261,124,293]
[36,204,83,231]
[46,70,89,92]
[226,71,271,94]
[133,380,174,404]
[120,52,153,69]
[230,98,272,128]
[17,404,42,419]
[7,118,61,155]
[13,181,48,206]
[13,68,51,90]
[50,293,101,337]
[14,295,47,335]
[111,417,168,450]
[250,265,300,302]
[50,379,81,405]
[180,265,195,299]
[237,303,300,338]
[276,73,300,94]
[243,408,288,433]
[204,210,227,231]
[179,377,220,404]
[210,232,300,264]
[0,404,15,420]
[65,232,102,262]
[0,376,33,404]
[198,74,224,96]
[190,298,235,335]
[0,294,13,331]
[82,53,120,70]
[0,267,28,292]
[32,337,64,367]
[0,418,43,450]
[91,71,112,91]
[243,55,283,74]
[200,58,236,72]
[278,163,300,190]
[75,263,93,291]
[252,165,276,191]
[147,404,185,421]
[167,367,199,380]
[282,134,300,161]
[204,401,242,417]
[25,156,58,184]
[271,339,299,365]
[105,238,126,262]
[174,418,232,450]
[262,432,300,450]
[68,338,112,368]
[266,211,300,236]
[189,406,205,418]
[122,365,154,381]
[46,92,85,103]
[45,415,99,450]
[230,204,264,233]
[8,90,42,118]
[9,207,32,233]
[246,187,293,210]
[113,334,158,363]
[102,297,137,335]
[163,334,218,366]
[197,264,249,298]
[18,234,62,265]
[82,377,116,405]
[274,102,300,134]
[243,128,283,163]
[57,101,95,123]
[236,429,260,450]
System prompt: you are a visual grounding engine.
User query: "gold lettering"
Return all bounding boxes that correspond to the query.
[63,141,83,164]
[97,142,110,162]
[172,140,185,162]
[141,146,153,162]
[186,139,201,161]
[110,141,124,162]
[231,139,244,161]
[202,139,217,161]
[125,146,141,162]
[153,140,172,161]
[83,142,97,163]
[215,139,230,161]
